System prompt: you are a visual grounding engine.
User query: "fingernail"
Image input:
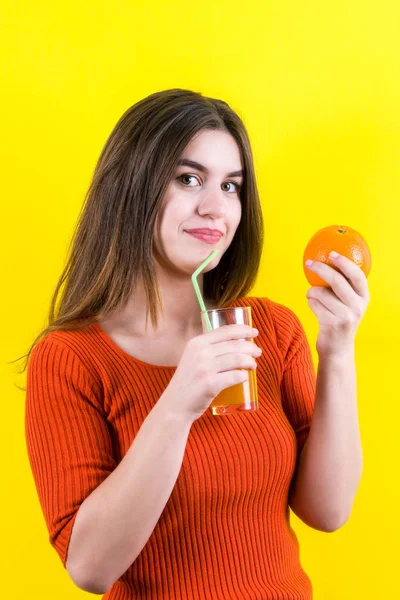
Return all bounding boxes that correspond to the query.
[305,259,313,267]
[330,251,339,259]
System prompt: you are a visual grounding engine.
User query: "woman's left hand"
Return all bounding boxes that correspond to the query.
[305,251,370,358]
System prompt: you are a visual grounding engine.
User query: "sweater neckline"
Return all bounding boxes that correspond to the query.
[92,297,251,370]
[93,321,178,370]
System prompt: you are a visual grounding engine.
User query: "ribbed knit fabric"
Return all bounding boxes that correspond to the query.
[25,296,316,599]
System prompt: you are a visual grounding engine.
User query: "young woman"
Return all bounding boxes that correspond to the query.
[22,88,366,599]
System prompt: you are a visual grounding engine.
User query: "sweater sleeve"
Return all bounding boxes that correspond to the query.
[25,336,117,567]
[271,302,316,455]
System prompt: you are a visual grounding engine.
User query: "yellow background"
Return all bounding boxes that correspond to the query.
[2,1,399,598]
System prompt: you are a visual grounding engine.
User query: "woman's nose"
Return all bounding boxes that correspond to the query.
[197,191,227,218]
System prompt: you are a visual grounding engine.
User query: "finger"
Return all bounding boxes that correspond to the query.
[206,324,258,342]
[307,253,369,300]
[306,286,349,317]
[307,297,334,322]
[328,252,370,299]
[216,353,258,373]
[306,258,359,305]
[213,339,262,357]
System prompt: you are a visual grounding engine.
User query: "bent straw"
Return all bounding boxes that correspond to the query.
[191,249,220,331]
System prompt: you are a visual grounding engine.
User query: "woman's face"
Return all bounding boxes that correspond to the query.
[154,129,243,276]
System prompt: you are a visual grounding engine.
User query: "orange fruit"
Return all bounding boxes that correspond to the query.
[303,225,372,287]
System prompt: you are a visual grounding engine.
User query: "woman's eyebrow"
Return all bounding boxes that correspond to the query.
[177,158,243,178]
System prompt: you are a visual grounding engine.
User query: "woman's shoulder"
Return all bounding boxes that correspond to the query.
[32,322,95,354]
[29,323,101,384]
[233,295,300,323]
[235,296,307,354]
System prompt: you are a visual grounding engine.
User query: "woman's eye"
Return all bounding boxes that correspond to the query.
[178,174,241,193]
[222,181,241,193]
[178,174,199,186]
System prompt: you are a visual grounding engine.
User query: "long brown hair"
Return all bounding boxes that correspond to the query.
[11,88,264,390]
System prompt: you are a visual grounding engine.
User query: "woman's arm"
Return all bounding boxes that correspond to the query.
[66,392,192,594]
[290,251,369,531]
[289,349,363,532]
[27,325,258,593]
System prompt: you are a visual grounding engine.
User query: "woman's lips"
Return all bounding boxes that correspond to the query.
[186,231,222,244]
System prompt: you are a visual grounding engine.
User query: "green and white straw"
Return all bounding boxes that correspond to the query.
[191,249,220,331]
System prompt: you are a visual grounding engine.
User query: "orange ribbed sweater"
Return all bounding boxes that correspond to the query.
[25,296,316,599]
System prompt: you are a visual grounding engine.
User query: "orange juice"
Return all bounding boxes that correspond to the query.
[201,306,259,416]
[211,368,258,415]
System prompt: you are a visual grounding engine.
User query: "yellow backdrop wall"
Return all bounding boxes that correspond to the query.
[2,1,399,598]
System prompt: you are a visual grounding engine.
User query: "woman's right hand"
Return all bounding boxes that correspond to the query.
[159,325,262,423]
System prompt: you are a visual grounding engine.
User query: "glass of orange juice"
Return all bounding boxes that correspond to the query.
[200,306,259,416]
